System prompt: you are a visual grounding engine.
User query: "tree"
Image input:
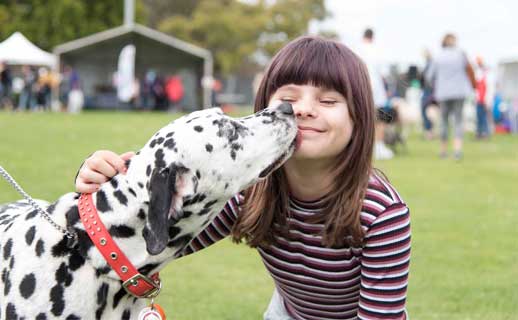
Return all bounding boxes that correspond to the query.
[0,0,146,51]
[141,0,201,28]
[260,0,329,57]
[158,0,334,74]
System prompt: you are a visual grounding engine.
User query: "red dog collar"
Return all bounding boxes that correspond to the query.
[78,193,161,299]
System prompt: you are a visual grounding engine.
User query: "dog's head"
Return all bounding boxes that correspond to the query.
[129,103,297,255]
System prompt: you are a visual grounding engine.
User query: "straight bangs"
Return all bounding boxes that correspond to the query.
[255,37,353,112]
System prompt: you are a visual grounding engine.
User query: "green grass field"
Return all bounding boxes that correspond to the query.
[1,111,517,319]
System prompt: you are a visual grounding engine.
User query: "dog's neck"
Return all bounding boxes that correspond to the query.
[73,171,163,279]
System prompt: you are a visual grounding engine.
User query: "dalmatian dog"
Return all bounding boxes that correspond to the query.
[0,103,298,319]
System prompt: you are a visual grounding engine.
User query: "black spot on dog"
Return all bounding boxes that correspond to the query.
[168,226,181,239]
[186,116,200,123]
[26,209,38,220]
[3,268,11,295]
[166,131,174,137]
[146,165,152,177]
[110,178,118,188]
[125,158,131,169]
[138,182,144,189]
[205,143,213,152]
[194,125,203,132]
[65,205,80,227]
[75,230,94,258]
[182,211,193,219]
[47,202,56,215]
[96,190,112,212]
[212,118,249,144]
[25,225,36,245]
[164,138,176,150]
[6,303,17,319]
[112,287,127,309]
[150,139,157,148]
[204,199,218,209]
[122,309,132,320]
[230,142,243,160]
[3,238,12,260]
[19,273,36,299]
[9,256,14,269]
[113,190,128,206]
[157,137,165,144]
[108,225,135,238]
[168,233,193,249]
[128,187,137,197]
[183,194,207,207]
[52,237,71,257]
[95,266,111,278]
[68,250,86,271]
[137,209,146,220]
[56,263,73,287]
[224,182,229,190]
[155,149,166,169]
[35,239,45,257]
[198,208,211,216]
[95,283,109,319]
[36,313,48,320]
[4,222,13,232]
[66,314,81,320]
[138,263,159,276]
[50,283,65,316]
[196,170,201,179]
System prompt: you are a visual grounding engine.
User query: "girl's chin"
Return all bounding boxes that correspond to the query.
[291,147,321,160]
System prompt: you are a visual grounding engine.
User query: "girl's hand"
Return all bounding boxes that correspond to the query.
[75,150,135,193]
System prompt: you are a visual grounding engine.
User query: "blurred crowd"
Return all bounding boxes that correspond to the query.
[0,62,79,112]
[356,29,502,161]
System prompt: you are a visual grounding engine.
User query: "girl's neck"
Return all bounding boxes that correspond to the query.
[283,158,335,202]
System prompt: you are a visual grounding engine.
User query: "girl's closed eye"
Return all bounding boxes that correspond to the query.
[320,99,337,105]
[281,97,297,103]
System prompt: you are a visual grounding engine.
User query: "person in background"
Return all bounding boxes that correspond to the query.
[475,56,490,139]
[0,61,13,109]
[356,28,393,160]
[18,65,38,111]
[426,33,475,160]
[420,49,435,140]
[140,70,156,110]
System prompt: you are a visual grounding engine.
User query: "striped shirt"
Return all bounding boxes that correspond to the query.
[183,174,411,319]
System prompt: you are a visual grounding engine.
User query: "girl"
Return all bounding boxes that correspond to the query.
[76,36,410,320]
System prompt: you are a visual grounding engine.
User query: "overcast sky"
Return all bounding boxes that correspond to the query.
[311,0,518,68]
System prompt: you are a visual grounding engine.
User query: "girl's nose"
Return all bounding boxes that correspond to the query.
[293,99,316,118]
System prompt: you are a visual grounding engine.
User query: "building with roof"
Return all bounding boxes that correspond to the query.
[53,1,212,109]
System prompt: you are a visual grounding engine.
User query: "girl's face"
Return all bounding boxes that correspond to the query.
[269,84,353,164]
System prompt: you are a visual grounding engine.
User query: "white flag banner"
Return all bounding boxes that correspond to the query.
[117,44,136,102]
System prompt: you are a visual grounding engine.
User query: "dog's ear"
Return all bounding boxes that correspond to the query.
[144,163,193,255]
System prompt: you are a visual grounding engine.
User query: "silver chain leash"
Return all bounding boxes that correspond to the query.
[0,165,78,242]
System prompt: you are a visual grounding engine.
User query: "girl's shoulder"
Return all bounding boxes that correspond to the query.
[364,172,406,212]
[362,173,409,231]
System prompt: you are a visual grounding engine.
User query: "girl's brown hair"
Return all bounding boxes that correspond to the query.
[232,36,375,248]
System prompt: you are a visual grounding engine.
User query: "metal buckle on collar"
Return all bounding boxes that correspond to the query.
[122,273,162,299]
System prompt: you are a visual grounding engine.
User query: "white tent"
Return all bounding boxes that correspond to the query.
[0,32,56,67]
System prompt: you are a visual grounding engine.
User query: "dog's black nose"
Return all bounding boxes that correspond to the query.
[278,102,293,115]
